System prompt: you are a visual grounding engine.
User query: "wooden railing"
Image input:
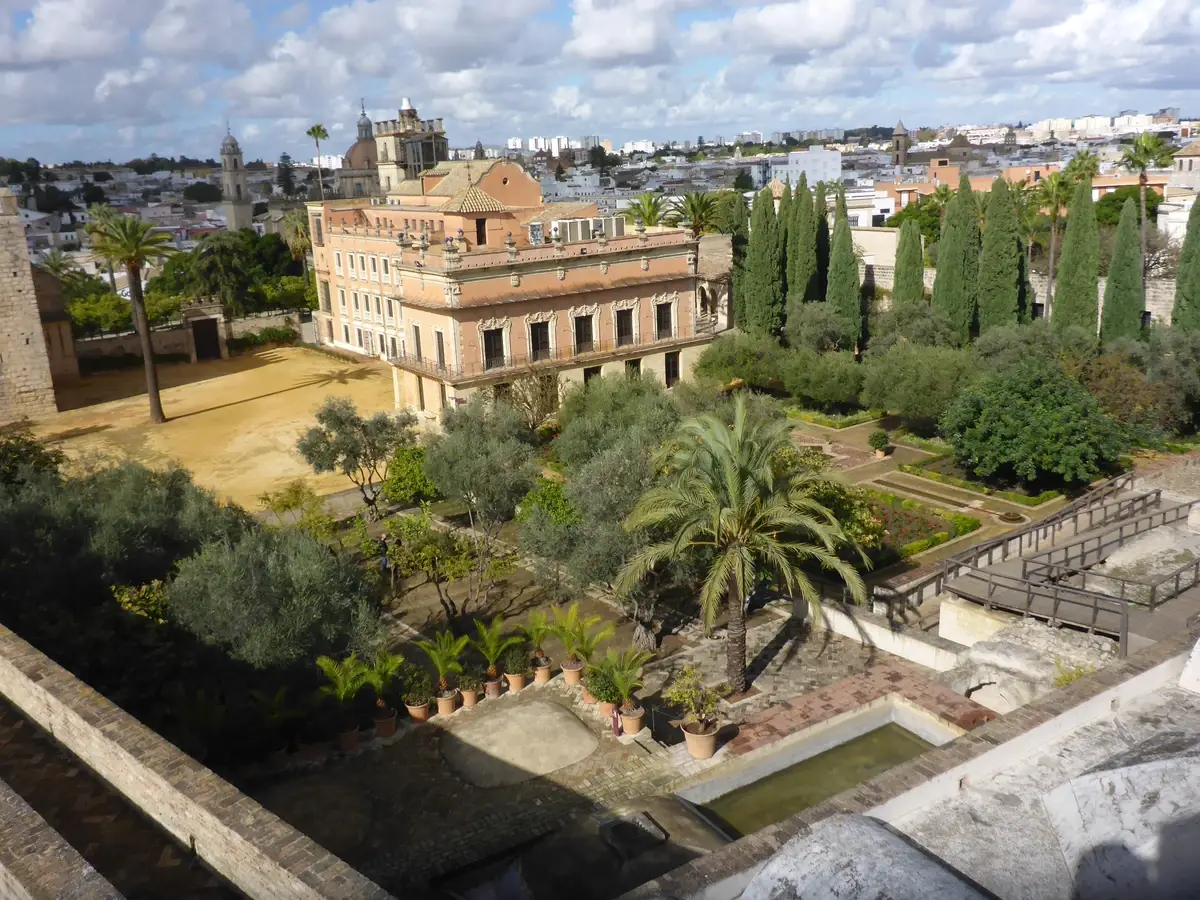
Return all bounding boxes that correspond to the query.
[955,563,1131,655]
[1021,499,1199,608]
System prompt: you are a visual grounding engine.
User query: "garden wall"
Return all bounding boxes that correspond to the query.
[0,624,393,900]
[74,313,295,359]
[0,776,123,900]
[862,263,1177,326]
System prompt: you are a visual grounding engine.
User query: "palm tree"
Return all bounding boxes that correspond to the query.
[1064,149,1101,183]
[521,610,553,664]
[36,248,79,282]
[315,654,369,723]
[624,192,667,227]
[1120,133,1175,293]
[1010,180,1040,279]
[930,184,954,219]
[416,630,470,694]
[86,203,119,291]
[193,231,250,314]
[87,215,177,423]
[595,648,653,713]
[281,208,311,282]
[671,191,718,239]
[363,649,405,712]
[470,615,521,680]
[551,602,614,668]
[1036,172,1073,306]
[616,396,866,692]
[306,124,329,201]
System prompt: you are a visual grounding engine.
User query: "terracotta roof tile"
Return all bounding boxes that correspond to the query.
[439,186,506,214]
[1177,139,1200,158]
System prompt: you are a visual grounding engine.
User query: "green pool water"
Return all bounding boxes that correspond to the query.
[700,723,932,837]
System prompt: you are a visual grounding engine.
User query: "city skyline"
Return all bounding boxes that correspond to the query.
[2,0,1199,164]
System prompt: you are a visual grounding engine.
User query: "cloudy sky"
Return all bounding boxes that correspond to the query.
[2,0,1198,165]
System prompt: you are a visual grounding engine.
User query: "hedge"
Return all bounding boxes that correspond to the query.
[898,455,1063,507]
[228,325,299,352]
[79,352,190,374]
[890,429,951,455]
[785,407,884,429]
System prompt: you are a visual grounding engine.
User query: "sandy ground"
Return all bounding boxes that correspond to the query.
[34,347,396,509]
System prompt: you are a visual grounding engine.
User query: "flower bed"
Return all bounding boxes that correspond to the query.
[785,407,884,429]
[867,490,981,563]
[898,454,1063,507]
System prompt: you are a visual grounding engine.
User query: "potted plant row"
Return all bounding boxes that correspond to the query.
[417,630,471,716]
[523,611,555,685]
[587,648,652,734]
[553,602,614,688]
[472,615,521,699]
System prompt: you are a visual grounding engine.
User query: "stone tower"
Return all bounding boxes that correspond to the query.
[220,129,253,232]
[0,188,57,424]
[891,120,910,168]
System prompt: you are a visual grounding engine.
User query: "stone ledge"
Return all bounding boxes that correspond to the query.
[618,623,1200,900]
[0,775,123,900]
[0,625,393,900]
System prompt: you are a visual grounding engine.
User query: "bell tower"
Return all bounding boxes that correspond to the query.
[220,127,253,231]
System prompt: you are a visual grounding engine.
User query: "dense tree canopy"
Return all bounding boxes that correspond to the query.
[892,219,925,311]
[1053,179,1100,334]
[861,343,977,430]
[1100,198,1144,344]
[825,215,862,348]
[743,188,784,335]
[976,178,1024,333]
[941,363,1125,485]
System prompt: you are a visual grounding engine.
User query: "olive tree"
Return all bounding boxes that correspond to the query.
[296,397,417,516]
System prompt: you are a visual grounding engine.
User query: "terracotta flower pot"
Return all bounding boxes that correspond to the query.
[436,692,458,717]
[621,708,645,735]
[505,672,527,692]
[681,722,718,760]
[374,709,398,738]
[297,738,325,761]
[461,689,480,708]
[534,662,553,685]
[597,700,617,719]
[562,662,584,685]
[581,686,597,704]
[875,449,887,459]
[337,727,359,752]
[405,702,430,722]
[484,679,503,699]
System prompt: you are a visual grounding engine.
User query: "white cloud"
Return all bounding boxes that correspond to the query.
[142,0,256,65]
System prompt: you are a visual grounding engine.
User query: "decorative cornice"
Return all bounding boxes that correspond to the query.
[477,316,511,333]
[524,310,556,325]
[613,296,640,311]
[568,303,599,319]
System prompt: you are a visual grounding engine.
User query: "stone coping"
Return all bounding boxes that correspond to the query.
[0,776,122,900]
[725,661,991,757]
[0,625,393,900]
[620,623,1200,900]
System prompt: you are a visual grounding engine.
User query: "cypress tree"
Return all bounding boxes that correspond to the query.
[1100,198,1144,343]
[958,173,980,331]
[1053,179,1100,334]
[892,219,925,310]
[727,192,750,327]
[777,182,792,301]
[788,173,816,312]
[1173,196,1200,332]
[826,215,862,348]
[977,178,1022,333]
[814,182,830,301]
[835,184,848,222]
[931,194,970,343]
[743,187,783,335]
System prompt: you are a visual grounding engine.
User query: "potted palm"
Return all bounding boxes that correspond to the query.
[402,665,434,722]
[471,615,521,700]
[249,686,301,770]
[501,643,530,692]
[602,648,653,735]
[586,663,622,719]
[364,649,405,738]
[662,664,726,760]
[522,611,555,685]
[316,654,369,752]
[459,669,484,708]
[552,602,614,688]
[417,630,470,717]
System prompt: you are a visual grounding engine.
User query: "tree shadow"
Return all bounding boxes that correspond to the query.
[167,364,376,421]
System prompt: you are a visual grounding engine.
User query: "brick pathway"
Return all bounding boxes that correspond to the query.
[726,661,993,756]
[0,700,238,899]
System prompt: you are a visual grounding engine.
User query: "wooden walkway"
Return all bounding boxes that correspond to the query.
[943,492,1200,653]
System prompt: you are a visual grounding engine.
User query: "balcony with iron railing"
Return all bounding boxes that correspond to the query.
[388,318,716,382]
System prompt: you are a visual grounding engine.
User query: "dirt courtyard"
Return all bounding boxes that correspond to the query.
[34,347,396,507]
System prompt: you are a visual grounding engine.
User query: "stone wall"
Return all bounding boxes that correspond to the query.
[0,776,123,900]
[0,188,58,424]
[862,261,1178,326]
[0,624,393,900]
[74,313,295,360]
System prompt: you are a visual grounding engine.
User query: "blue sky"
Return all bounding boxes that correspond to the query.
[1,0,1198,165]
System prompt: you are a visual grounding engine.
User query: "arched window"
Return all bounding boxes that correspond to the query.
[235,184,242,200]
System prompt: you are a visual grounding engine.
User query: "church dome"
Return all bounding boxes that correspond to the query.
[343,138,378,171]
[221,133,240,154]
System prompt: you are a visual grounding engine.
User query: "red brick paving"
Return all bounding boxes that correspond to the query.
[726,660,993,756]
